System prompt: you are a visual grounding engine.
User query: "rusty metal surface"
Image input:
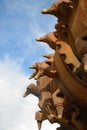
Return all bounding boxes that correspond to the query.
[55,46,87,106]
[70,0,87,39]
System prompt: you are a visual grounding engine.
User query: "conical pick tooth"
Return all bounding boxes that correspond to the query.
[36,37,41,41]
[29,70,37,79]
[34,75,39,80]
[41,8,48,14]
[29,75,33,79]
[42,54,48,58]
[29,74,34,79]
[29,66,34,69]
[23,92,27,97]
[29,63,37,69]
[42,54,45,57]
[36,36,45,42]
[29,73,35,79]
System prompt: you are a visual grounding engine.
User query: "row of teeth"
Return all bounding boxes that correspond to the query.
[29,0,80,79]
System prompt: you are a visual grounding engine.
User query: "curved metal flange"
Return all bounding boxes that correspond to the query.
[54,46,87,107]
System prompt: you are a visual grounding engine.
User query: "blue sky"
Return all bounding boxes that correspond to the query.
[0,0,59,130]
[0,0,56,74]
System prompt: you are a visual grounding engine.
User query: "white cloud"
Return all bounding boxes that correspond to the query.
[0,56,59,130]
[0,56,38,130]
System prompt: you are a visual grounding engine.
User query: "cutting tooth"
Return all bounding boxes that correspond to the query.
[34,75,39,80]
[29,74,34,79]
[41,8,48,13]
[29,70,37,79]
[36,37,41,41]
[42,54,47,58]
[37,121,42,130]
[36,35,47,42]
[23,92,27,97]
[42,53,54,59]
[29,66,34,69]
[29,63,37,69]
[34,70,44,80]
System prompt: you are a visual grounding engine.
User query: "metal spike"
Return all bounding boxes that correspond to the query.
[23,92,27,97]
[41,8,48,14]
[29,66,34,69]
[34,75,39,80]
[29,70,37,79]
[42,54,46,57]
[29,63,37,69]
[36,37,41,41]
[42,54,50,59]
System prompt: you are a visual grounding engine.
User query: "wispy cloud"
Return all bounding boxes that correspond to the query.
[0,55,59,130]
[0,56,38,130]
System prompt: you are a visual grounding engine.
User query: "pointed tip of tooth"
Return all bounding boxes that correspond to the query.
[29,76,32,79]
[29,66,33,69]
[29,65,36,69]
[42,54,46,57]
[34,75,38,80]
[23,94,26,97]
[36,37,41,41]
[41,8,48,13]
